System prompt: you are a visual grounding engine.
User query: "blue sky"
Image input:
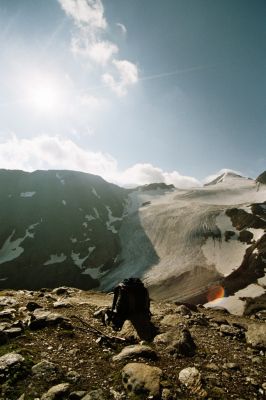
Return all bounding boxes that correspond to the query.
[0,0,265,187]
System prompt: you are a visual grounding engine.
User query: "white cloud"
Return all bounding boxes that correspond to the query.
[0,134,117,180]
[58,0,138,95]
[116,23,127,35]
[71,38,118,65]
[119,163,201,188]
[0,134,201,189]
[102,59,139,96]
[58,0,107,30]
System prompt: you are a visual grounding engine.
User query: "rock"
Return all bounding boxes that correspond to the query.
[154,331,178,346]
[29,309,66,330]
[41,383,70,400]
[188,315,209,327]
[122,362,162,398]
[0,331,8,345]
[0,309,15,320]
[161,388,172,400]
[160,313,182,326]
[26,301,42,311]
[245,323,266,349]
[223,362,240,370]
[69,391,87,400]
[113,344,157,362]
[53,301,72,309]
[175,305,192,316]
[52,287,70,296]
[32,360,58,376]
[120,320,139,341]
[174,302,198,312]
[179,367,207,398]
[0,297,17,307]
[167,328,196,357]
[205,363,219,371]
[4,327,23,338]
[66,370,81,383]
[0,352,25,381]
[81,389,104,399]
[220,324,241,337]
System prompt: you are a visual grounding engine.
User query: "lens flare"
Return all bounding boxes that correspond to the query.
[207,285,225,302]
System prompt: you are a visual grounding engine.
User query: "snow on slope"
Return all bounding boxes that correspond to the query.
[101,174,266,314]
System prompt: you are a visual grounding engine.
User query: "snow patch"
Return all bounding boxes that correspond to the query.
[0,222,39,264]
[62,200,66,206]
[205,283,266,315]
[56,173,65,185]
[93,208,100,219]
[85,214,95,221]
[71,247,95,269]
[20,192,36,198]
[82,265,105,279]
[202,213,247,276]
[105,206,122,234]
[83,222,88,228]
[44,253,67,266]
[92,187,101,199]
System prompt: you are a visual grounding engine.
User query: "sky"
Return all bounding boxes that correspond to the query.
[0,0,265,188]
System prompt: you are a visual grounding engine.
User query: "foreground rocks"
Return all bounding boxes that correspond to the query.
[0,288,265,399]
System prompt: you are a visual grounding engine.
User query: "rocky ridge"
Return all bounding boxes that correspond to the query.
[0,288,265,399]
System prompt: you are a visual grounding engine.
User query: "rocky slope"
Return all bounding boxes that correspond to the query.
[0,287,265,399]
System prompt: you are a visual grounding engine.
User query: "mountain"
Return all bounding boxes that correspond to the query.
[0,169,265,316]
[256,170,266,184]
[204,171,247,186]
[0,169,126,290]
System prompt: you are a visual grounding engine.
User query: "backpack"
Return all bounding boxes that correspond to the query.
[111,277,150,318]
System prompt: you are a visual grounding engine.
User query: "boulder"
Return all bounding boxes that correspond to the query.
[113,344,157,362]
[245,323,266,349]
[32,360,58,377]
[179,367,207,398]
[41,383,70,400]
[167,328,196,357]
[0,352,25,381]
[81,389,104,399]
[122,362,162,398]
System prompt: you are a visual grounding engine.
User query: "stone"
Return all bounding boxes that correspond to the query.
[245,323,266,349]
[41,383,70,400]
[220,324,240,336]
[0,297,17,307]
[160,313,182,326]
[0,352,25,381]
[113,345,157,362]
[52,287,70,296]
[26,301,42,312]
[0,331,8,345]
[167,328,196,357]
[69,391,87,400]
[205,363,219,371]
[0,309,15,320]
[66,370,81,383]
[175,305,192,316]
[179,367,207,398]
[81,389,104,399]
[223,362,240,370]
[32,360,58,376]
[154,331,178,346]
[4,327,23,338]
[53,301,72,309]
[29,309,66,330]
[122,362,162,398]
[161,388,172,400]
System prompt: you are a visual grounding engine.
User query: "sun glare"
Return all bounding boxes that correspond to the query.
[24,72,64,114]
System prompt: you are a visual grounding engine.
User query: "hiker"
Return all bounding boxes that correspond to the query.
[107,277,157,341]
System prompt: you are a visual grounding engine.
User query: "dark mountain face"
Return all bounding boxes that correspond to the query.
[0,170,127,290]
[256,171,266,184]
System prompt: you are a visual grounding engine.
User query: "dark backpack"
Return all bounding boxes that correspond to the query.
[112,278,150,318]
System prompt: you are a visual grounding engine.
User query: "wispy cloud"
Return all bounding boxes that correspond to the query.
[58,0,138,96]
[116,22,127,35]
[0,134,201,189]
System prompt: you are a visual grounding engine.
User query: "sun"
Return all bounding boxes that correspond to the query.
[25,73,63,113]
